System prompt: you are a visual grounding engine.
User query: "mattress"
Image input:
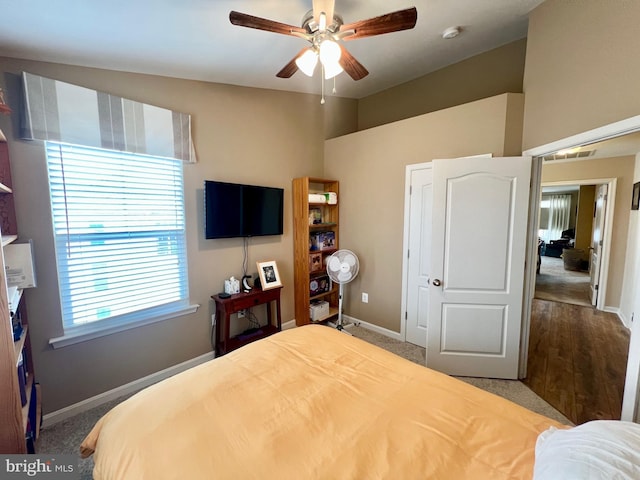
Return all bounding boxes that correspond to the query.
[81,325,565,479]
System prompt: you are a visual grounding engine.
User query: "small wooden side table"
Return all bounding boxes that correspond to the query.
[211,287,282,356]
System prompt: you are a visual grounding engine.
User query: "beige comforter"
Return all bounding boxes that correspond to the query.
[81,325,564,479]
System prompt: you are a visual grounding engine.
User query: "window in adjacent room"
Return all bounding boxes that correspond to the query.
[538,194,571,244]
[45,141,190,334]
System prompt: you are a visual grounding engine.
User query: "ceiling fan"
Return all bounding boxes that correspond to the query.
[229,1,418,82]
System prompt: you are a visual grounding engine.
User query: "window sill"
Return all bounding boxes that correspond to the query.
[49,303,200,349]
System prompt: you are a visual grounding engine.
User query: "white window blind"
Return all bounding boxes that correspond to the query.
[46,142,189,330]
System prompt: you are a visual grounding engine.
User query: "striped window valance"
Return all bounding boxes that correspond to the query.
[20,72,196,163]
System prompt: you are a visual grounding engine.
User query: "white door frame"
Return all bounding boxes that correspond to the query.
[520,115,640,393]
[400,161,432,342]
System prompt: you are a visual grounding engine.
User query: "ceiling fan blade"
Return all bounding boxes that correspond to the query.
[276,48,310,78]
[341,7,418,41]
[230,11,306,36]
[312,0,335,26]
[338,46,369,81]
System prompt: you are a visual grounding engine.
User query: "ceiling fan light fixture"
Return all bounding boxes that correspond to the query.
[319,39,341,66]
[295,49,319,77]
[323,61,344,80]
[319,12,327,32]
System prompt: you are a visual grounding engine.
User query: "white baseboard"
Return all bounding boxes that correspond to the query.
[284,315,402,341]
[282,319,296,330]
[342,315,403,341]
[608,307,632,329]
[43,351,215,426]
[44,321,300,426]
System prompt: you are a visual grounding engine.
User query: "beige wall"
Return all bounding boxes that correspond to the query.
[523,0,640,150]
[0,56,358,413]
[324,93,524,333]
[541,156,635,308]
[575,185,596,253]
[358,39,527,131]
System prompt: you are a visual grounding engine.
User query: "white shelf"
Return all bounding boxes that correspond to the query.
[2,235,17,247]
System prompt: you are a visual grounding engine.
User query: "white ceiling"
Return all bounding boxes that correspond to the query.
[0,0,544,99]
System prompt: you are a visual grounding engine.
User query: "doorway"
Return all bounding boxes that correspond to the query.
[535,179,612,308]
[523,117,640,421]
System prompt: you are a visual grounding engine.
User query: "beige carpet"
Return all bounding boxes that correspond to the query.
[535,255,591,307]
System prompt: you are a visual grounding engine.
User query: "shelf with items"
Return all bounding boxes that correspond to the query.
[0,139,39,453]
[2,235,17,247]
[310,306,340,323]
[310,285,339,302]
[0,142,17,237]
[309,222,337,230]
[292,177,340,326]
[21,375,33,430]
[13,324,27,364]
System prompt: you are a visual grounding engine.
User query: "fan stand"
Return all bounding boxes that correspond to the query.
[328,282,353,335]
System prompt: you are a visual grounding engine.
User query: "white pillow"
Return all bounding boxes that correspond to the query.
[533,420,640,480]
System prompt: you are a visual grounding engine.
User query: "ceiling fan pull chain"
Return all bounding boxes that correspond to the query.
[321,64,326,104]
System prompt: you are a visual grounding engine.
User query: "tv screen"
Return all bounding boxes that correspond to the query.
[204,180,284,239]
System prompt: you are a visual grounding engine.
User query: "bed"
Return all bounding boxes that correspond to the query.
[80,325,640,479]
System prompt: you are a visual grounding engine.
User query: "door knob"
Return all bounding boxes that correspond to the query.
[432,279,442,287]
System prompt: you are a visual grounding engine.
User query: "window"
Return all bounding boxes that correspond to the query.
[46,142,190,334]
[538,194,571,243]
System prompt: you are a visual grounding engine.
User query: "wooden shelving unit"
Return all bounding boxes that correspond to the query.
[292,177,340,326]
[0,140,39,454]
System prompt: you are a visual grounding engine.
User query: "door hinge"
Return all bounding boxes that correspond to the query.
[407,249,410,259]
[599,240,603,246]
[604,194,608,201]
[595,284,599,290]
[410,186,412,195]
[405,311,408,320]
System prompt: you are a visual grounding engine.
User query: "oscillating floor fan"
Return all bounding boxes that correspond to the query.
[326,249,360,333]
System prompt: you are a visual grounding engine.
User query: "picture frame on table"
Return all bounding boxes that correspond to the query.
[632,182,640,210]
[257,260,282,290]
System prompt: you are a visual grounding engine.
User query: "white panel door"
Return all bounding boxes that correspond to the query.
[590,184,607,306]
[405,167,433,347]
[427,156,531,379]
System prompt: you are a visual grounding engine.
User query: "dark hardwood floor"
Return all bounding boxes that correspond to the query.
[524,299,630,425]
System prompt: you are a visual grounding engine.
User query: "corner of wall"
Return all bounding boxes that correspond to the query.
[504,93,525,156]
[323,96,359,140]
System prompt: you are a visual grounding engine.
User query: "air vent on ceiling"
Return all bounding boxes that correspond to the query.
[542,149,596,162]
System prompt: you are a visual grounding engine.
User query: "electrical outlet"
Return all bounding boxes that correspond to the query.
[238,309,245,318]
[362,292,369,303]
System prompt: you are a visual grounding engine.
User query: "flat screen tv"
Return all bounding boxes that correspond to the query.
[204,180,284,239]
